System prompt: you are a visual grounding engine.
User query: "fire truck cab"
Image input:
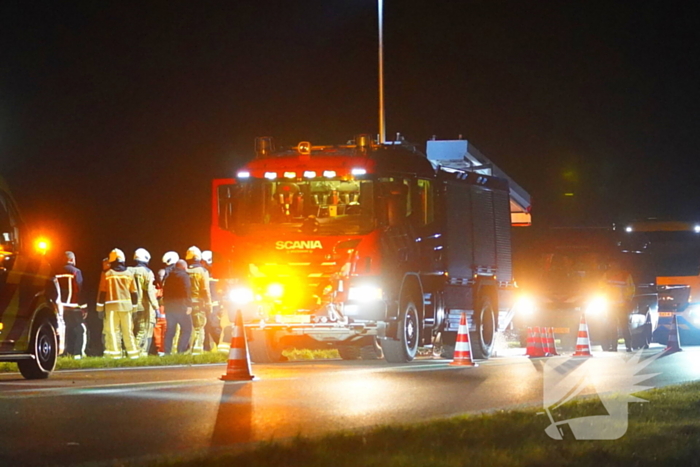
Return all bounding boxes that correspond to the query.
[0,177,59,379]
[212,135,530,363]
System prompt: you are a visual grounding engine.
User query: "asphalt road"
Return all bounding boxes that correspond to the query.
[1,344,699,466]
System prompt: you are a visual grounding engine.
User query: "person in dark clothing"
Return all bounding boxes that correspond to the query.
[56,251,86,358]
[163,260,193,354]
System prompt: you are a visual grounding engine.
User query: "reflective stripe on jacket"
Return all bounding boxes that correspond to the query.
[97,269,137,312]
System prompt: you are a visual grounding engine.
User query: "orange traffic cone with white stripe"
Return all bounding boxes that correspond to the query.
[663,314,683,354]
[526,326,546,358]
[450,312,478,367]
[220,310,255,381]
[573,315,592,357]
[545,327,559,356]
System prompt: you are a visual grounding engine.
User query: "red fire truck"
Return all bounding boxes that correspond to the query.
[211,135,530,363]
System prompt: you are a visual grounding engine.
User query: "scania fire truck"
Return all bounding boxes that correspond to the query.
[211,135,531,363]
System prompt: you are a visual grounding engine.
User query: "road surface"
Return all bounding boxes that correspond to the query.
[1,344,698,466]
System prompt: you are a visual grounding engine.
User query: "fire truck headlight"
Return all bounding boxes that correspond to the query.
[266,283,284,299]
[515,296,536,315]
[348,285,383,302]
[586,296,608,316]
[228,287,254,305]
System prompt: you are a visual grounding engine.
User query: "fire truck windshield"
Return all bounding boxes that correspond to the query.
[219,178,375,236]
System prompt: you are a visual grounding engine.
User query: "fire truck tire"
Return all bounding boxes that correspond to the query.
[360,338,384,360]
[470,295,495,360]
[247,329,284,364]
[18,317,57,380]
[337,345,361,360]
[381,300,420,363]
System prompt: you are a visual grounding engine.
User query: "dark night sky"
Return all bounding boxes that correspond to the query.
[2,1,700,284]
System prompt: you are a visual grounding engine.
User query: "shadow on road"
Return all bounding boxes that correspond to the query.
[210,382,254,447]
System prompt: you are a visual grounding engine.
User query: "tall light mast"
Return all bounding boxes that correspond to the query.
[378,0,386,144]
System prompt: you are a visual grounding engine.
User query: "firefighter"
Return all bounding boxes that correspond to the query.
[56,251,87,359]
[185,246,212,355]
[201,250,222,351]
[129,248,159,357]
[153,251,179,355]
[97,248,139,359]
[163,259,193,354]
[601,259,635,352]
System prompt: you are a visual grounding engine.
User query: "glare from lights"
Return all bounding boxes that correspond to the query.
[515,296,536,315]
[323,170,337,178]
[694,225,700,233]
[34,238,50,255]
[284,171,296,179]
[264,172,277,180]
[348,285,383,302]
[625,226,633,233]
[303,171,317,178]
[351,168,367,176]
[586,295,608,316]
[237,171,250,179]
[267,283,284,298]
[228,287,254,305]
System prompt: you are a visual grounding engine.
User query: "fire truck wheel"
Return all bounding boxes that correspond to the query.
[337,345,361,360]
[470,295,495,360]
[247,329,284,364]
[360,338,384,360]
[18,317,57,380]
[381,300,420,363]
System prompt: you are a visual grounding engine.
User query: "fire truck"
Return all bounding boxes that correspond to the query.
[0,177,59,379]
[211,135,531,363]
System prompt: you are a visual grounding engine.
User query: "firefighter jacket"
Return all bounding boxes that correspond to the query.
[128,262,158,313]
[96,264,138,312]
[601,269,636,306]
[187,261,212,307]
[55,263,84,310]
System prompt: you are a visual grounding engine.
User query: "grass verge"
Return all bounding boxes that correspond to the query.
[0,348,340,373]
[153,381,700,467]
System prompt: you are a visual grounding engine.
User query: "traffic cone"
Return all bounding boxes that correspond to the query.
[538,327,551,357]
[663,314,683,354]
[220,310,255,381]
[524,327,536,357]
[572,315,592,357]
[526,326,546,358]
[450,312,478,367]
[545,327,559,356]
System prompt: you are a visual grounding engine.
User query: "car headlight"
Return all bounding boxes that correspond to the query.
[586,295,608,315]
[266,283,284,299]
[348,285,383,302]
[515,296,536,315]
[228,287,254,305]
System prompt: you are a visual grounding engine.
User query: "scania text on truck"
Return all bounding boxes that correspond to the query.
[0,177,60,379]
[211,135,531,363]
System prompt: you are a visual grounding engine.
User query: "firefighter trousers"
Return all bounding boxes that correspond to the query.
[190,305,208,355]
[103,309,139,359]
[133,309,156,357]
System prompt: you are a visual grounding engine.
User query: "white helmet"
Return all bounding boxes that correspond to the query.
[162,251,179,266]
[202,250,213,265]
[134,248,151,263]
[108,248,126,263]
[185,246,202,261]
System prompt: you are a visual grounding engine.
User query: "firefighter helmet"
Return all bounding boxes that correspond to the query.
[202,250,213,265]
[108,248,126,263]
[186,246,202,261]
[162,251,179,266]
[134,248,151,263]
